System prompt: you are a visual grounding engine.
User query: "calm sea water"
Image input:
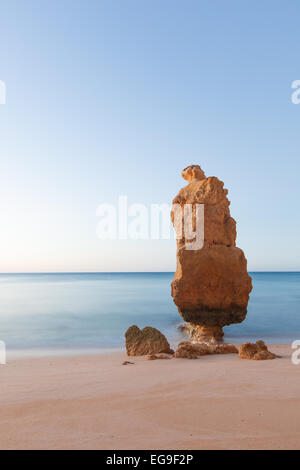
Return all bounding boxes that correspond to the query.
[0,272,299,358]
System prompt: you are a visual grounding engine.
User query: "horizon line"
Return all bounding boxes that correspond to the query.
[0,271,299,275]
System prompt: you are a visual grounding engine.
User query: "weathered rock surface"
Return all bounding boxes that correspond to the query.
[171,165,252,338]
[125,325,174,356]
[239,340,278,360]
[174,341,210,359]
[213,343,239,355]
[174,341,238,359]
[178,323,224,344]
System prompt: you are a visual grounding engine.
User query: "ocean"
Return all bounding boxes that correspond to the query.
[0,272,299,358]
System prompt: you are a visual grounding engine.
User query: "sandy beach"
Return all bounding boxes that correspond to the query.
[0,344,299,450]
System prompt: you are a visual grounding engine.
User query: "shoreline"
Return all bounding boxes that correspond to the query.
[5,336,298,360]
[6,347,124,360]
[0,344,299,450]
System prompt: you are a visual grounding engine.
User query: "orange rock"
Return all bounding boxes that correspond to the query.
[174,342,206,359]
[182,165,206,183]
[239,340,278,360]
[174,341,238,359]
[171,165,252,338]
[125,325,174,356]
[212,343,238,354]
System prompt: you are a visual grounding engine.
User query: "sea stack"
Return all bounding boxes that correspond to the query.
[171,165,252,343]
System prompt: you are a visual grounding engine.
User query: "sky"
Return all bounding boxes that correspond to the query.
[0,0,299,272]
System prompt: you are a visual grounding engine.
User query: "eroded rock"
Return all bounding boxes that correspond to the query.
[178,323,224,344]
[213,343,238,354]
[125,325,174,356]
[174,341,238,359]
[171,165,252,340]
[239,340,278,360]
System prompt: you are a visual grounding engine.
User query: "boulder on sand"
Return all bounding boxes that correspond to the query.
[239,340,278,360]
[125,325,174,356]
[174,341,238,359]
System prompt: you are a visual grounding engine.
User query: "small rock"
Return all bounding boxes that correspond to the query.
[174,341,238,359]
[125,325,174,356]
[239,340,278,360]
[122,361,134,365]
[174,342,210,359]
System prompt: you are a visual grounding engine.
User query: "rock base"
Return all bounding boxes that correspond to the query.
[179,323,224,344]
[174,341,238,359]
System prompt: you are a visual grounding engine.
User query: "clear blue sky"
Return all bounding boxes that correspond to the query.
[0,0,299,272]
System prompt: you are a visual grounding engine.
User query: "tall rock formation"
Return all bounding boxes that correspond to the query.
[171,165,252,342]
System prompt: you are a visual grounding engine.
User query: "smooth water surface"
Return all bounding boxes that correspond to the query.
[0,272,299,357]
